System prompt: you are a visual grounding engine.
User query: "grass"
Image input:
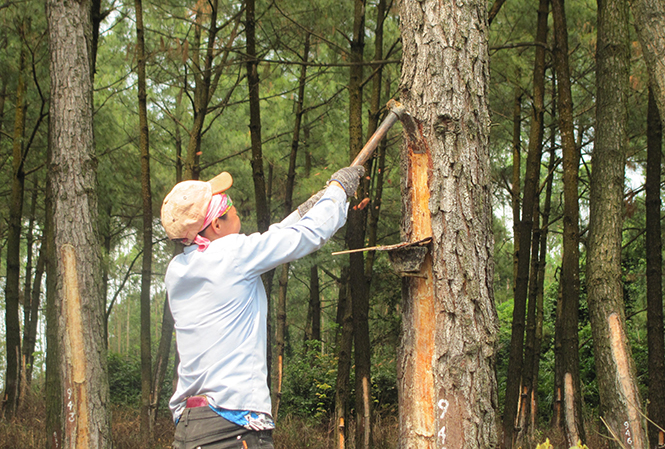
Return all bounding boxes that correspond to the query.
[0,391,613,449]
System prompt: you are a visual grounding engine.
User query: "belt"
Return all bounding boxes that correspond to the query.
[185,395,209,408]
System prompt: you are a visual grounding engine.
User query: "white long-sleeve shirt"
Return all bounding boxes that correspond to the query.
[165,184,348,422]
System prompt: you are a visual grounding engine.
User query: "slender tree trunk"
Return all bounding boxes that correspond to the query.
[530,144,556,436]
[511,86,522,287]
[364,0,387,276]
[46,0,111,447]
[344,2,372,448]
[304,265,321,342]
[3,20,28,418]
[646,87,665,447]
[135,0,154,443]
[334,268,352,449]
[551,0,585,443]
[18,182,38,407]
[273,34,310,418]
[513,2,549,445]
[630,0,665,126]
[398,0,498,447]
[149,88,186,428]
[503,2,548,441]
[24,233,46,386]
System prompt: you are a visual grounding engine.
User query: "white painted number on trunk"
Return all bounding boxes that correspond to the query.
[438,399,450,447]
[624,421,633,446]
[67,388,75,422]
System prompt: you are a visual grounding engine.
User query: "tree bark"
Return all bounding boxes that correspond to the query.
[304,265,321,342]
[503,0,548,441]
[3,19,28,418]
[511,86,521,288]
[346,1,372,447]
[630,0,665,126]
[551,0,585,443]
[646,86,665,448]
[273,34,309,418]
[334,268,352,449]
[397,0,498,447]
[46,0,111,447]
[512,1,549,445]
[587,0,648,446]
[134,0,154,444]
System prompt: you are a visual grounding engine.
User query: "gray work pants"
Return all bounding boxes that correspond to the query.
[172,406,274,449]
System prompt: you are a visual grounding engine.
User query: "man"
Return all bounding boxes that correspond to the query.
[160,165,364,449]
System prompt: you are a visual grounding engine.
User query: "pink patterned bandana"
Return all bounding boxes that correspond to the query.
[193,194,233,251]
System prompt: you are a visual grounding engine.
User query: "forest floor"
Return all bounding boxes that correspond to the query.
[0,393,611,448]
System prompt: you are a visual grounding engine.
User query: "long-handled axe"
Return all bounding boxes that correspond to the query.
[350,99,426,167]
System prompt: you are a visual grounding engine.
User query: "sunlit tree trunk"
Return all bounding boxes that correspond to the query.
[45,0,111,447]
[551,0,585,443]
[397,0,498,447]
[646,87,665,447]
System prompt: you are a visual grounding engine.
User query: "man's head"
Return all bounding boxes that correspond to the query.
[161,171,237,246]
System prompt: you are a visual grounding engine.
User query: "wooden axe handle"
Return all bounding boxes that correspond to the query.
[351,99,410,167]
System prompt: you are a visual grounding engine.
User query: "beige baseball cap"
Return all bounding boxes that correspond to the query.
[160,171,233,242]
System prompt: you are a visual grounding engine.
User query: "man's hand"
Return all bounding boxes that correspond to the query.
[328,166,365,198]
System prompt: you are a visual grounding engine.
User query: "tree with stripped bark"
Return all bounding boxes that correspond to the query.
[586,0,648,446]
[397,0,498,447]
[45,0,111,447]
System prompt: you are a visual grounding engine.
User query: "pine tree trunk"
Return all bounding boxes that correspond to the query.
[514,2,549,444]
[345,1,372,447]
[45,0,111,446]
[646,87,665,448]
[3,20,27,418]
[334,268,352,449]
[135,0,154,443]
[511,87,521,287]
[503,0,548,438]
[587,0,648,446]
[631,0,665,126]
[24,235,46,386]
[529,144,556,436]
[364,0,387,276]
[551,0,585,443]
[397,0,498,447]
[273,34,309,418]
[304,265,321,342]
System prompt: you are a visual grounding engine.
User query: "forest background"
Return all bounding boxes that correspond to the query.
[0,0,664,448]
